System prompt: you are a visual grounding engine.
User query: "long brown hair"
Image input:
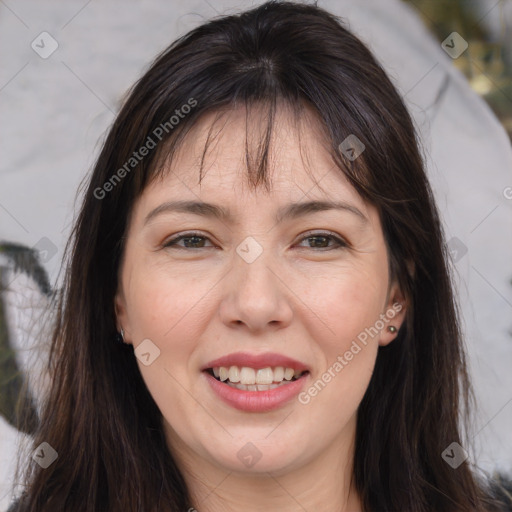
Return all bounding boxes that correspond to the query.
[12,1,508,510]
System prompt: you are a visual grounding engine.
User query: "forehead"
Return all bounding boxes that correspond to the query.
[144,102,369,213]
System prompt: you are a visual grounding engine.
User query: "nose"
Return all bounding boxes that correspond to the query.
[218,247,294,333]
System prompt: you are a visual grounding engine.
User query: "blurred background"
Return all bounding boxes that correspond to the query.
[405,0,512,139]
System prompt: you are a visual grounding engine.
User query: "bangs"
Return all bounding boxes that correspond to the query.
[140,96,350,200]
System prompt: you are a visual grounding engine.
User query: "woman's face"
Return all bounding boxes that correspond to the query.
[115,104,406,478]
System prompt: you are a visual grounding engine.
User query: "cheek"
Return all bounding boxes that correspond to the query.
[125,261,212,343]
[297,271,383,430]
[125,269,205,423]
[341,277,384,338]
[294,260,385,410]
[304,261,387,347]
[124,262,218,411]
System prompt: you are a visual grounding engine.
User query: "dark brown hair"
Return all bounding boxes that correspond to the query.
[12,1,508,511]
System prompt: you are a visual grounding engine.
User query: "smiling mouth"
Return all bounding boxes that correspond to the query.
[204,367,310,391]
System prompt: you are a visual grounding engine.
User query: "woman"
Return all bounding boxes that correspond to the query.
[10,1,511,510]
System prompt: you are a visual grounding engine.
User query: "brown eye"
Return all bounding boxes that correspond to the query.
[296,232,347,250]
[163,232,214,249]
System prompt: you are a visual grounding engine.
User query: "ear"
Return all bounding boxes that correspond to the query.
[114,288,131,345]
[379,278,408,347]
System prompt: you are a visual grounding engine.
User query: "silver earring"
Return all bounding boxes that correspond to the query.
[387,325,397,333]
[120,328,125,341]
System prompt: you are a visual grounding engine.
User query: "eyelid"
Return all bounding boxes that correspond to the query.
[161,231,215,249]
[294,230,348,249]
[162,230,349,250]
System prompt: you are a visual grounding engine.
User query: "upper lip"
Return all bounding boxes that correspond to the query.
[202,352,310,372]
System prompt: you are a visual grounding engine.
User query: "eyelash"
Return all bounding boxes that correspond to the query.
[162,231,348,251]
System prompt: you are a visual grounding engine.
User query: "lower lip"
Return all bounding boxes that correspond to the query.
[203,371,309,412]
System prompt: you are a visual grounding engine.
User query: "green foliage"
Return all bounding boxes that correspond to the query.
[405,0,512,140]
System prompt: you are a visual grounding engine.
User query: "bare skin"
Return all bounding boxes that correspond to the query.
[115,104,407,511]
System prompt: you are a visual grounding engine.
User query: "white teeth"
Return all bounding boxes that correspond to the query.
[273,366,284,381]
[225,381,289,391]
[240,367,256,385]
[284,368,295,381]
[210,365,306,385]
[228,366,240,383]
[219,367,229,382]
[256,367,273,385]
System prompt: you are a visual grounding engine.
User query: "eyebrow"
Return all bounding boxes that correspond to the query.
[143,199,368,226]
